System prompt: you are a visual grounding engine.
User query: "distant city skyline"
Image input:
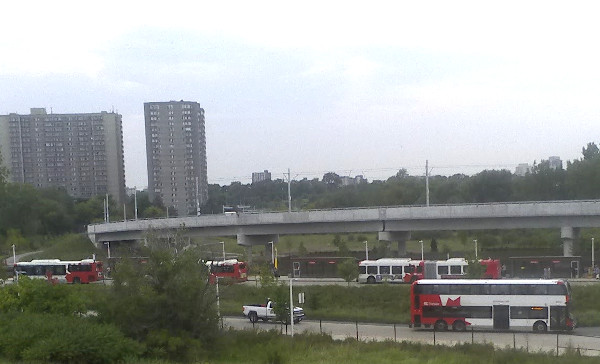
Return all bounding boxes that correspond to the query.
[2,2,598,188]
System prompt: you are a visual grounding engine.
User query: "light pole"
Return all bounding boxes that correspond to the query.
[12,244,17,284]
[592,237,595,271]
[216,276,222,328]
[474,239,478,260]
[268,241,274,266]
[419,240,424,261]
[289,277,294,337]
[364,241,369,260]
[220,241,226,261]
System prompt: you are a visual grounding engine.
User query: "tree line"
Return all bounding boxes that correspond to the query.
[2,142,600,253]
[204,142,600,212]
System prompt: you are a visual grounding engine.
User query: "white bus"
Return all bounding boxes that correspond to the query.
[14,259,69,283]
[358,258,414,283]
[410,279,575,332]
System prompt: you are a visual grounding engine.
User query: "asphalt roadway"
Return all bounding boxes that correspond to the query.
[224,316,600,356]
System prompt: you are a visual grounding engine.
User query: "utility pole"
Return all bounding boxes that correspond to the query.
[134,186,138,220]
[287,168,292,212]
[425,160,429,206]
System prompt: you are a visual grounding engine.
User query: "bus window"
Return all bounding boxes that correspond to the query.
[490,284,510,295]
[548,285,567,295]
[392,266,403,275]
[359,266,366,274]
[367,266,377,275]
[438,266,449,275]
[380,266,390,274]
[450,265,462,275]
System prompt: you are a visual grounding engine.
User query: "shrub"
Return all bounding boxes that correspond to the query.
[0,312,143,363]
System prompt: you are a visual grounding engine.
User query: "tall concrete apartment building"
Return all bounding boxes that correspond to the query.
[144,101,208,216]
[0,108,126,203]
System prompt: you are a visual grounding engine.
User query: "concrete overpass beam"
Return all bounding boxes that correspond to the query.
[237,234,279,246]
[561,227,579,257]
[378,231,411,257]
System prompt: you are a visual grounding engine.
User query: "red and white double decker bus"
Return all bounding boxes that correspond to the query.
[13,259,103,284]
[410,279,575,332]
[206,259,248,284]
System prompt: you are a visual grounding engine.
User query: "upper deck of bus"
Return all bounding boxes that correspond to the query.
[413,279,568,286]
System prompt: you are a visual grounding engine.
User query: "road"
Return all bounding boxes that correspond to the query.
[224,317,600,356]
[241,276,600,287]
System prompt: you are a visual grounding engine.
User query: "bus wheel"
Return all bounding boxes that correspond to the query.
[533,321,547,333]
[434,320,448,331]
[452,320,466,332]
[367,276,376,284]
[72,277,81,284]
[249,312,258,323]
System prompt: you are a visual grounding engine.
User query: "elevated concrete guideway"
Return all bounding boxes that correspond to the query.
[87,200,600,257]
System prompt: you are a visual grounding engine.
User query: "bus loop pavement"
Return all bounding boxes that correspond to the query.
[224,316,600,356]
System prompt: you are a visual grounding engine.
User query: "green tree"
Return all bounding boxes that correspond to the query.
[582,142,599,160]
[337,259,358,285]
[98,243,218,359]
[466,259,485,278]
[430,238,438,253]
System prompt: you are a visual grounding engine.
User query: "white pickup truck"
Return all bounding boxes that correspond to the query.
[242,300,305,324]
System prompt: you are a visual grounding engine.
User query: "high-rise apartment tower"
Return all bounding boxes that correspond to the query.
[144,101,208,216]
[0,108,126,203]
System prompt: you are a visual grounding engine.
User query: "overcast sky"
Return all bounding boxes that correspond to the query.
[1,1,599,187]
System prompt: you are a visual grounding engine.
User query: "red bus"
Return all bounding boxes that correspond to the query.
[206,259,248,284]
[410,279,575,332]
[65,259,103,283]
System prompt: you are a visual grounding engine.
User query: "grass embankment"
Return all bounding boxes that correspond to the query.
[126,330,600,364]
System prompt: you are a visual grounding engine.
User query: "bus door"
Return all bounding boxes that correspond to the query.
[293,262,301,277]
[493,305,509,330]
[550,306,567,330]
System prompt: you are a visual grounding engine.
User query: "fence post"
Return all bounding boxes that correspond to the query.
[433,327,436,346]
[394,323,397,342]
[513,333,515,350]
[556,334,559,356]
[320,320,322,334]
[356,321,359,341]
[471,327,474,344]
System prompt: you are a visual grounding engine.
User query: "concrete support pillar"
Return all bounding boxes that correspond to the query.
[245,245,253,265]
[378,231,411,257]
[561,227,579,257]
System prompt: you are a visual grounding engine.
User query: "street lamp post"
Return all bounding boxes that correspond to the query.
[216,276,222,328]
[364,241,369,260]
[474,239,478,260]
[268,241,274,266]
[592,237,595,271]
[12,244,17,284]
[220,241,226,261]
[289,278,294,337]
[419,240,424,261]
